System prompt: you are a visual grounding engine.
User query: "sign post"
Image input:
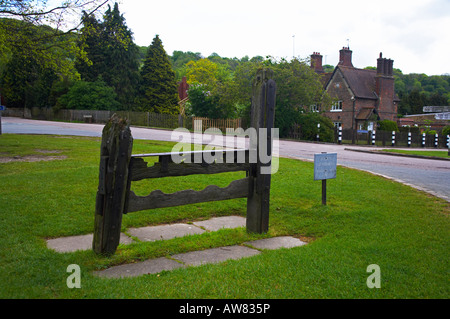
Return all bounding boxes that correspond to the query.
[314,152,337,206]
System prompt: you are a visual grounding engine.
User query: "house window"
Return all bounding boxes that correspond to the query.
[331,100,343,112]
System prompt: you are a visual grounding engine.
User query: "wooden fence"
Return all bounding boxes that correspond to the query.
[193,117,244,133]
[93,69,276,255]
[4,107,245,132]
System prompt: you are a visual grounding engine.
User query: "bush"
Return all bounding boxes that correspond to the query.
[378,119,399,132]
[442,126,450,137]
[296,112,335,142]
[57,80,121,110]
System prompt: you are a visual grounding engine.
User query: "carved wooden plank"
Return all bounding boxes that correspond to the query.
[132,149,248,159]
[246,69,276,234]
[93,114,133,255]
[129,157,250,181]
[127,178,249,213]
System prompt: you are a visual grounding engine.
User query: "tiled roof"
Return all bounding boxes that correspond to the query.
[356,108,375,120]
[338,66,378,100]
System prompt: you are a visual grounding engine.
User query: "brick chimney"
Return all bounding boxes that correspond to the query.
[178,76,189,100]
[376,52,393,76]
[310,52,324,73]
[375,52,396,121]
[338,47,353,67]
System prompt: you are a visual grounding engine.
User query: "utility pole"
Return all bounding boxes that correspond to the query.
[292,35,295,59]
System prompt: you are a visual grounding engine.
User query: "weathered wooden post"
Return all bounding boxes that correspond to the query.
[246,69,276,234]
[93,114,133,255]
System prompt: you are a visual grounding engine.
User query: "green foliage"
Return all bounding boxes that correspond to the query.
[295,112,335,142]
[136,35,179,114]
[226,57,331,136]
[187,82,234,119]
[75,3,140,110]
[170,51,203,81]
[57,79,120,110]
[394,70,450,115]
[442,126,450,136]
[378,119,399,132]
[0,46,57,108]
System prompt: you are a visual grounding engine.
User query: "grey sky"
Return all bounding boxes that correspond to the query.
[120,0,449,75]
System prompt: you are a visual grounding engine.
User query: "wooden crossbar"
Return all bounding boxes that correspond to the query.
[127,178,249,213]
[93,69,276,255]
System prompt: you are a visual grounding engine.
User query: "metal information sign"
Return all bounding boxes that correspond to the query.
[314,153,337,205]
[314,153,337,181]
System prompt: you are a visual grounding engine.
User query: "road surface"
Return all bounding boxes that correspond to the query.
[2,116,449,202]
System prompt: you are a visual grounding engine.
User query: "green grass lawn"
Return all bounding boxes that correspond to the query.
[0,134,448,299]
[381,149,449,159]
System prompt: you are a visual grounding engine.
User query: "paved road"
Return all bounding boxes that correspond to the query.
[2,116,449,202]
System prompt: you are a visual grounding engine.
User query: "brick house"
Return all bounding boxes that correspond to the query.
[311,47,400,131]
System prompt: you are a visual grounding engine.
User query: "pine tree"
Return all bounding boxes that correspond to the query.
[137,35,179,114]
[75,2,140,110]
[101,3,140,110]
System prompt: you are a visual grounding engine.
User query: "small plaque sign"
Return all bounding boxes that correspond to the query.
[314,153,337,181]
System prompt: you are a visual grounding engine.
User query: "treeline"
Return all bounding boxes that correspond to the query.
[0,2,334,137]
[0,3,179,114]
[394,70,450,115]
[2,2,447,139]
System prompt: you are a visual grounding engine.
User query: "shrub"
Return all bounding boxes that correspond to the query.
[442,126,450,137]
[378,119,399,132]
[58,80,121,110]
[296,112,335,142]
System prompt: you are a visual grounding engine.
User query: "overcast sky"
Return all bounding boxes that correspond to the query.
[117,0,449,75]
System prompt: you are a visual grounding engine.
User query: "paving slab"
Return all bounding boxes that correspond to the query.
[172,245,260,267]
[193,216,246,231]
[94,257,183,279]
[127,223,204,242]
[47,233,133,253]
[244,236,307,250]
[91,236,308,278]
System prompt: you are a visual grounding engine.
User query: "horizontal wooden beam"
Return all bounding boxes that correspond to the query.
[127,177,249,213]
[129,157,250,181]
[132,149,249,159]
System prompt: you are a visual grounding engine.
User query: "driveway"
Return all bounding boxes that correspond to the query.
[2,116,449,202]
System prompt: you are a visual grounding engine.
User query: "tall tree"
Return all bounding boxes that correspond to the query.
[76,2,140,110]
[0,0,109,72]
[137,35,179,114]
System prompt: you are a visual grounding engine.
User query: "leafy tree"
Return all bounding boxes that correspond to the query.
[57,79,120,110]
[230,57,332,137]
[0,46,57,109]
[0,1,109,74]
[170,50,202,81]
[395,71,450,115]
[137,35,179,114]
[185,58,220,88]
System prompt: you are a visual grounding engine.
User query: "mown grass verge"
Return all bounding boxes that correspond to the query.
[0,134,448,298]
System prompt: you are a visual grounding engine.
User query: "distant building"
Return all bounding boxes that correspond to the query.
[178,76,189,101]
[177,76,189,115]
[311,47,400,131]
[399,106,450,131]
